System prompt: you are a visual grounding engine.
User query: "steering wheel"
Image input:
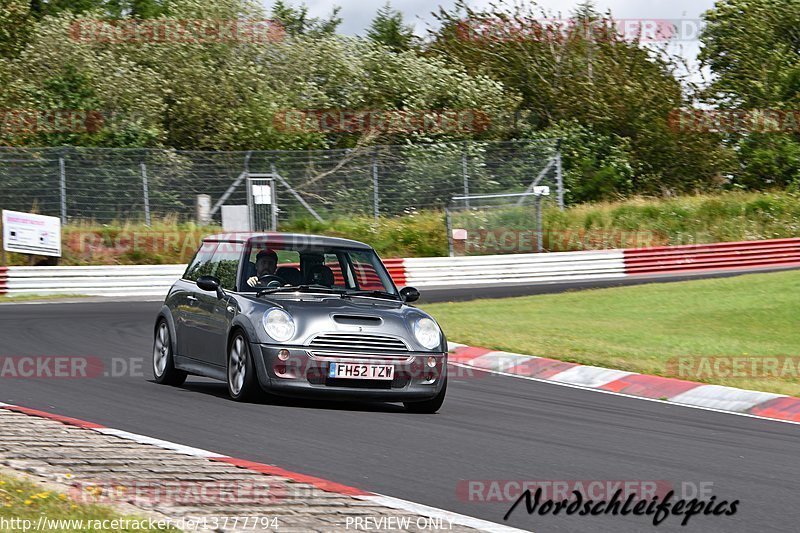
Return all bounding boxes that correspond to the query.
[258,275,284,288]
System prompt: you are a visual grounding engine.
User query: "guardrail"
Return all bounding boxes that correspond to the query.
[3,265,184,297]
[2,238,799,298]
[623,238,800,275]
[403,250,625,288]
[0,267,7,296]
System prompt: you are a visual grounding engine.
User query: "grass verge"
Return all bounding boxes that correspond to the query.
[0,471,176,532]
[421,270,800,396]
[0,294,87,303]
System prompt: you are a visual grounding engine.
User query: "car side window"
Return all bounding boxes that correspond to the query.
[184,242,218,282]
[208,242,244,291]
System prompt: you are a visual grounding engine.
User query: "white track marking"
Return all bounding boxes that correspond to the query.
[449,362,800,427]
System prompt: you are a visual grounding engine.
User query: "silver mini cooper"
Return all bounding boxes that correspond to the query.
[153,233,447,413]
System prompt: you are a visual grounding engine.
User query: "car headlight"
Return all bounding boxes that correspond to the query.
[262,308,296,342]
[414,317,441,350]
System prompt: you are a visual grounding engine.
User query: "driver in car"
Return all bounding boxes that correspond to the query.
[246,249,279,287]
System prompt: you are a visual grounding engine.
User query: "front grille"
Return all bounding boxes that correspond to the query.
[309,333,409,352]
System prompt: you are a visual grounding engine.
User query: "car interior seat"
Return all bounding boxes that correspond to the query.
[275,266,302,286]
[307,264,335,287]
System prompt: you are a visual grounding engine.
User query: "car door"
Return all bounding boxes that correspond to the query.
[184,242,243,367]
[175,241,218,358]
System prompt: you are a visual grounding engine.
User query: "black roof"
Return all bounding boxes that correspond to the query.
[203,232,373,250]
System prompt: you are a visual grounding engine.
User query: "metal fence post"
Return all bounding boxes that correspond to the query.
[555,140,564,210]
[535,196,544,253]
[462,145,470,208]
[270,163,279,231]
[58,156,67,224]
[372,152,379,220]
[140,162,151,227]
[446,208,454,257]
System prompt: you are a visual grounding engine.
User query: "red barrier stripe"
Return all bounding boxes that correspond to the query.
[624,238,800,276]
[1,405,105,429]
[383,258,407,287]
[599,374,702,398]
[211,457,369,496]
[508,358,580,379]
[625,238,800,256]
[449,346,493,363]
[748,397,800,422]
[0,266,6,295]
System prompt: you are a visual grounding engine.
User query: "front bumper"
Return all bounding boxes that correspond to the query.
[253,345,447,401]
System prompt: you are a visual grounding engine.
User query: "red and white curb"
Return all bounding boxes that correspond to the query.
[448,343,800,425]
[0,402,524,533]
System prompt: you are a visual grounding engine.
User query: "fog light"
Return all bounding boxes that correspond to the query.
[278,349,290,361]
[426,356,437,368]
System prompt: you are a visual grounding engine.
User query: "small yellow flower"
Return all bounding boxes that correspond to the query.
[24,500,33,505]
[58,494,67,501]
[65,474,73,480]
[15,490,22,494]
[70,504,77,510]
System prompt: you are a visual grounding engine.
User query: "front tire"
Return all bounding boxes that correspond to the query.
[153,320,187,386]
[227,332,259,401]
[404,378,447,414]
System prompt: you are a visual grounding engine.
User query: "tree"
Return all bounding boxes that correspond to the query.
[367,2,415,52]
[699,0,800,188]
[0,0,34,57]
[270,0,341,38]
[429,0,731,199]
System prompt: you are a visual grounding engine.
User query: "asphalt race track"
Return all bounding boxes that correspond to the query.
[1,298,799,532]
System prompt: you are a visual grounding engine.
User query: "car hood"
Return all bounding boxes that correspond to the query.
[239,293,439,351]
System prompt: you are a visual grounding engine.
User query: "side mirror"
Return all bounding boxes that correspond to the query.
[400,287,420,303]
[197,276,224,298]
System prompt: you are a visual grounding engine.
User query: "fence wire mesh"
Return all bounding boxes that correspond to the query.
[0,140,561,225]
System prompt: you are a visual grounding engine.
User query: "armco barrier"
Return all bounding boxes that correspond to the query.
[0,267,7,296]
[624,238,800,275]
[383,258,407,287]
[5,265,184,297]
[3,238,800,298]
[403,250,626,288]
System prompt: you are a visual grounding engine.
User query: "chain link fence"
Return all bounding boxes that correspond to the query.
[0,140,561,226]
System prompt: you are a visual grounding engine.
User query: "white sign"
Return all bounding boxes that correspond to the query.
[221,205,251,232]
[452,228,468,240]
[2,210,62,257]
[533,186,551,196]
[252,184,272,205]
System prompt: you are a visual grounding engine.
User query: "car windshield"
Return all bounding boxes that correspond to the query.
[239,241,398,299]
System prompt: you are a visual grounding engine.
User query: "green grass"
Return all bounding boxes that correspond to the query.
[421,270,800,396]
[0,471,177,532]
[0,294,87,303]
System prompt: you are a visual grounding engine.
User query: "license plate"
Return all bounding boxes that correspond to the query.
[328,363,395,381]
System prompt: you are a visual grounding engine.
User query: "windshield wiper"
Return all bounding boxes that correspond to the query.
[348,290,400,300]
[257,285,348,297]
